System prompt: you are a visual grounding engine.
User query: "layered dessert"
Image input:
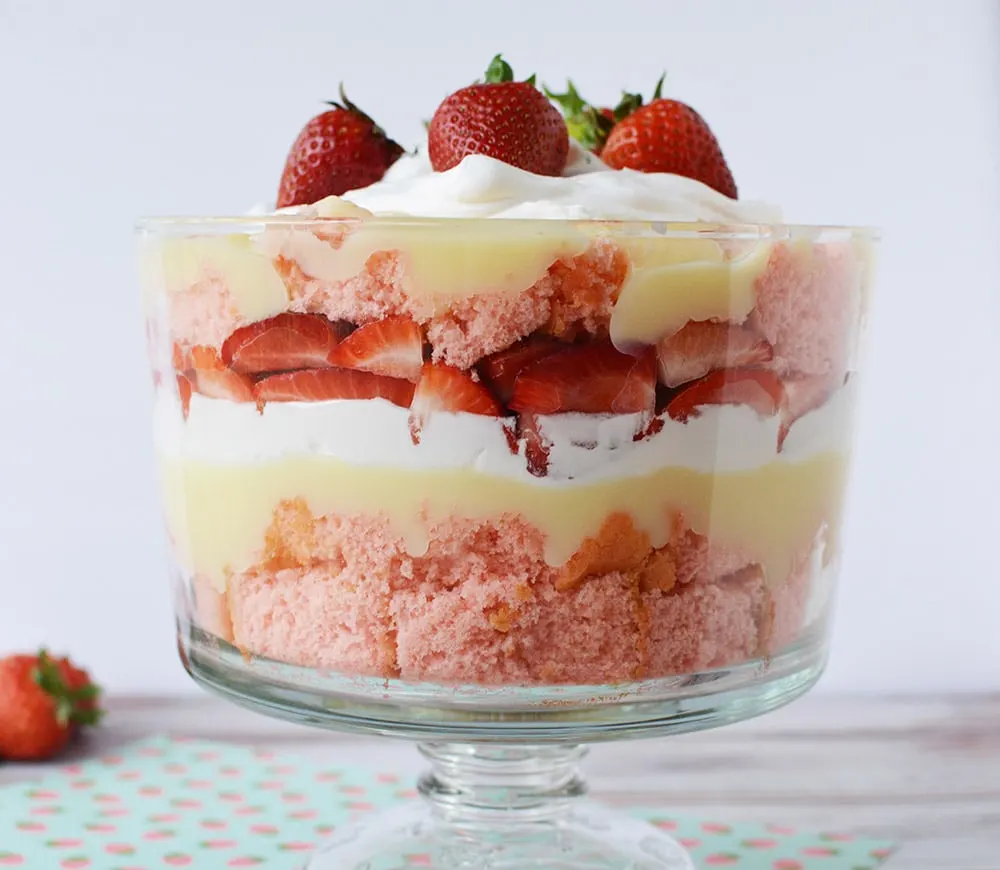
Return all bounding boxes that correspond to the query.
[143,58,871,686]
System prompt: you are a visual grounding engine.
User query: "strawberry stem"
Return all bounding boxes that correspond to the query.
[544,80,616,153]
[484,54,514,83]
[651,72,665,101]
[31,648,104,729]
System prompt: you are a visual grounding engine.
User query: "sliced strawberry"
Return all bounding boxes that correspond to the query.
[480,337,563,403]
[176,373,192,420]
[409,363,504,444]
[328,316,424,382]
[657,320,773,388]
[191,368,256,403]
[172,342,191,372]
[509,342,656,415]
[778,373,838,451]
[666,368,786,423]
[254,368,414,408]
[518,413,551,477]
[221,313,343,375]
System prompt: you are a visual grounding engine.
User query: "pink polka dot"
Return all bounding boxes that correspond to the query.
[70,780,93,790]
[200,820,228,830]
[701,822,731,834]
[201,840,237,850]
[743,838,778,849]
[46,840,83,849]
[314,824,335,835]
[149,814,182,824]
[27,790,58,800]
[162,854,193,866]
[651,818,677,831]
[116,771,141,781]
[182,779,212,790]
[234,806,263,817]
[105,845,135,856]
[250,824,278,835]
[164,763,187,774]
[257,780,284,791]
[820,832,854,842]
[347,801,375,811]
[85,823,116,833]
[267,765,295,775]
[16,821,45,832]
[101,755,124,766]
[801,847,839,857]
[281,792,306,803]
[277,842,315,853]
[219,792,243,803]
[0,855,25,866]
[61,765,84,775]
[404,855,432,867]
[59,859,90,869]
[100,808,131,818]
[703,856,739,866]
[253,750,275,760]
[143,830,175,841]
[338,785,365,795]
[395,789,418,799]
[773,862,805,870]
[171,798,202,809]
[220,766,241,777]
[138,747,164,757]
[195,751,220,761]
[227,858,264,867]
[678,838,701,849]
[376,773,398,784]
[288,809,318,821]
[315,771,340,782]
[30,807,60,816]
[870,848,893,859]
[93,794,120,804]
[767,824,797,835]
[138,786,163,797]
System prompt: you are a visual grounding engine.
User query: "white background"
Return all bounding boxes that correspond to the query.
[0,0,997,696]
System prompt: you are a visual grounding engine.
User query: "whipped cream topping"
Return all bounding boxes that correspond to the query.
[337,141,780,223]
[154,380,856,483]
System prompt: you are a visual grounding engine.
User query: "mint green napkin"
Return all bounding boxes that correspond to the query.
[0,736,895,869]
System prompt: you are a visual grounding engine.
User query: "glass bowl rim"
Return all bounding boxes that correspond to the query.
[134,215,880,240]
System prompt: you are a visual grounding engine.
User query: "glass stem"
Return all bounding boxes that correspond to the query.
[417,743,588,823]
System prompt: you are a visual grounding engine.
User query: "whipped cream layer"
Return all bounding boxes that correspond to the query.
[154,380,856,482]
[337,143,780,223]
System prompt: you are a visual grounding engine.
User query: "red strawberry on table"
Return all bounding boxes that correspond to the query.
[657,320,773,387]
[254,368,414,409]
[597,75,738,198]
[276,86,403,208]
[428,55,569,176]
[221,313,343,375]
[479,337,563,404]
[409,363,504,444]
[329,316,424,382]
[509,342,656,415]
[0,650,102,761]
[666,368,785,422]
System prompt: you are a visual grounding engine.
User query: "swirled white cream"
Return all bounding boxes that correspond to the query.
[154,379,855,483]
[335,142,779,223]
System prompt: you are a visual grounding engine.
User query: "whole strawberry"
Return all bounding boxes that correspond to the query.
[428,55,569,176]
[600,76,737,198]
[276,87,403,208]
[0,650,103,761]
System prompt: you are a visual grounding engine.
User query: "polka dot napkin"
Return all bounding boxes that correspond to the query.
[0,736,895,869]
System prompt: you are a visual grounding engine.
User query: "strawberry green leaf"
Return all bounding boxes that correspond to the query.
[484,54,514,84]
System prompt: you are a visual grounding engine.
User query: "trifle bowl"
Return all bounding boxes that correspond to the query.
[138,57,876,870]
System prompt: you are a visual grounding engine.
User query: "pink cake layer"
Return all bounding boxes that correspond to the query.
[166,238,859,372]
[189,505,817,685]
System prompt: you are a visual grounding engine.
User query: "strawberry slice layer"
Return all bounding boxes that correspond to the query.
[657,320,773,388]
[518,413,551,478]
[509,342,656,415]
[778,373,839,450]
[409,363,504,444]
[221,313,342,375]
[255,368,415,408]
[328,316,424,382]
[480,337,564,404]
[666,368,786,423]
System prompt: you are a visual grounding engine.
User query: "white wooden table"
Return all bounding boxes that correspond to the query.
[2,694,997,869]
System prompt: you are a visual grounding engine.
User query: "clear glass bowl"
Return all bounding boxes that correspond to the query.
[139,213,876,869]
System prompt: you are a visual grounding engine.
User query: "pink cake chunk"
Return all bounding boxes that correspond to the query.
[167,238,628,368]
[643,566,769,674]
[195,502,818,685]
[752,241,861,377]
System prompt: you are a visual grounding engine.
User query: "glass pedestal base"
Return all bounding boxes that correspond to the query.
[301,744,693,870]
